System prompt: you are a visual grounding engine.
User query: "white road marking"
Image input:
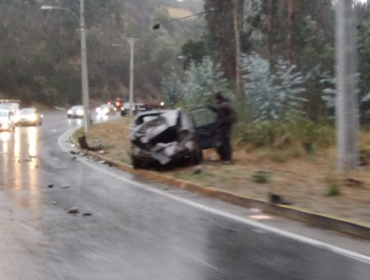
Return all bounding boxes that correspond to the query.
[58,129,370,265]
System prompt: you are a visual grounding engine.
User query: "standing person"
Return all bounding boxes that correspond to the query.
[209,92,235,164]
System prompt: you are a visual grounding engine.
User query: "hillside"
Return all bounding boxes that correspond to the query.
[0,0,204,106]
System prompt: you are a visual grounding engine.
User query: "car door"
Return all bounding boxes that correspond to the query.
[189,108,218,150]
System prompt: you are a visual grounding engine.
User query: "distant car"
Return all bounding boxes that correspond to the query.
[113,98,124,112]
[67,105,84,118]
[0,100,20,115]
[121,102,131,116]
[96,104,115,116]
[129,108,218,169]
[16,108,43,126]
[0,109,15,132]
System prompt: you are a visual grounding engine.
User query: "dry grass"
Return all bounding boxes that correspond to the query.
[82,117,132,164]
[81,119,370,224]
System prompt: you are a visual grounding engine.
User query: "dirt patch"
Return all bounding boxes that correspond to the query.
[166,7,194,19]
[83,119,370,225]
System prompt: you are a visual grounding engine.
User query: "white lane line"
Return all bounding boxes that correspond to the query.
[58,129,370,265]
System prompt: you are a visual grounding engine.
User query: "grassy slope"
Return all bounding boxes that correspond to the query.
[78,118,370,224]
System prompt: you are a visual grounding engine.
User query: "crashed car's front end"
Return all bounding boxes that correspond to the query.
[130,109,201,169]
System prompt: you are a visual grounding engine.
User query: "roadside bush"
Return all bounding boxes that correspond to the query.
[233,119,335,151]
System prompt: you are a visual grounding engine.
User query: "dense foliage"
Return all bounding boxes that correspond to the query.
[0,0,203,105]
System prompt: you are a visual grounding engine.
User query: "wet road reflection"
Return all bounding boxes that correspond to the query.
[0,127,40,218]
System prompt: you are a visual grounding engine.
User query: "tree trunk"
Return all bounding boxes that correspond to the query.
[267,0,274,68]
[335,0,359,172]
[286,0,294,65]
[232,0,243,97]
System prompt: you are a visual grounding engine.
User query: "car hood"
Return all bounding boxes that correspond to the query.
[130,109,195,165]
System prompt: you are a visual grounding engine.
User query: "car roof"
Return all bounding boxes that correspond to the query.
[20,107,36,111]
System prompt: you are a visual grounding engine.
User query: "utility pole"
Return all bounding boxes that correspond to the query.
[335,0,359,172]
[232,0,243,97]
[128,36,136,116]
[80,0,90,133]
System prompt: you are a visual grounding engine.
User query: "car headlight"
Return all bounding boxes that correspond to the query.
[96,108,101,113]
[68,109,73,114]
[103,108,109,114]
[77,109,84,116]
[27,115,37,122]
[2,122,9,129]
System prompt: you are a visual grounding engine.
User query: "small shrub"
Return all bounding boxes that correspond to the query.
[251,171,271,184]
[324,173,342,197]
[325,182,341,197]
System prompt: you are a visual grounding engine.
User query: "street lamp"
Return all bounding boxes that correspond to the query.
[152,9,215,30]
[112,35,139,117]
[41,0,91,134]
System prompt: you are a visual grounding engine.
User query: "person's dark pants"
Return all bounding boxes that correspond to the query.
[217,126,232,161]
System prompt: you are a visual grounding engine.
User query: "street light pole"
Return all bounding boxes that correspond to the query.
[335,0,359,172]
[41,2,90,134]
[129,37,135,117]
[79,0,90,133]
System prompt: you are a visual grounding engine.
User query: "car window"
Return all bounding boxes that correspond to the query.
[20,109,36,114]
[190,109,216,127]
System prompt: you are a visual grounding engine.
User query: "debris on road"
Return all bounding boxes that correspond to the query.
[83,213,92,217]
[51,201,57,205]
[67,207,79,214]
[70,151,79,155]
[48,184,54,188]
[71,156,77,161]
[193,165,203,174]
[269,193,293,205]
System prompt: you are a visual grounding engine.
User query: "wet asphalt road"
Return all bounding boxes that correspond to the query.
[0,111,369,280]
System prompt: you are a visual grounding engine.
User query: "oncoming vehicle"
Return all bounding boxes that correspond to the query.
[96,104,115,116]
[16,108,43,126]
[121,102,131,116]
[0,100,20,115]
[129,108,218,169]
[0,109,15,132]
[113,98,124,112]
[67,105,84,118]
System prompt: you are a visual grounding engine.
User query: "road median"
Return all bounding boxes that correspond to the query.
[70,130,370,241]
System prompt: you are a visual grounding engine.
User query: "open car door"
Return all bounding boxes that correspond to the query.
[189,108,218,150]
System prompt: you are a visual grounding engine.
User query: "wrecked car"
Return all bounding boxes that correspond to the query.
[130,108,218,169]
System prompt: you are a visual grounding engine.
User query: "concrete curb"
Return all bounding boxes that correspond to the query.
[70,135,370,241]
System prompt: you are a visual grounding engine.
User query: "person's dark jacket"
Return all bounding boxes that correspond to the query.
[209,101,235,131]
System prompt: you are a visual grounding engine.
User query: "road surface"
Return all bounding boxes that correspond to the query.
[0,111,369,280]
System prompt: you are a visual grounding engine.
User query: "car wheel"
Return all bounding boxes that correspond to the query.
[190,147,202,165]
[132,157,143,169]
